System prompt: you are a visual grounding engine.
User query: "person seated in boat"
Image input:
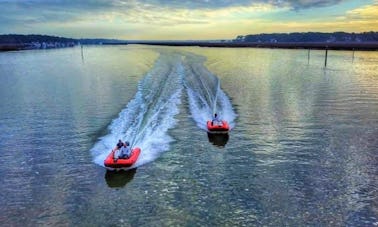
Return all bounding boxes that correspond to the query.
[116,139,124,149]
[113,139,124,160]
[211,113,222,126]
[114,141,131,161]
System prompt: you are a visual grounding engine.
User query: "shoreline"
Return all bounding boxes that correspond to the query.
[2,41,378,52]
[107,41,378,51]
[0,44,76,52]
[0,44,25,52]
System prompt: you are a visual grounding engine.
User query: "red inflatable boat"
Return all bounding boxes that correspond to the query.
[207,120,229,132]
[104,147,141,168]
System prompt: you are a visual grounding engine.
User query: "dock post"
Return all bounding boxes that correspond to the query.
[81,44,84,63]
[324,48,328,68]
[307,49,310,64]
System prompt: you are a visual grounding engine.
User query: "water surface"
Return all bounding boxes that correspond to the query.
[0,45,377,226]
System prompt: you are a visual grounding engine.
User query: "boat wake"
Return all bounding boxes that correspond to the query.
[91,49,236,169]
[91,51,183,168]
[183,53,236,131]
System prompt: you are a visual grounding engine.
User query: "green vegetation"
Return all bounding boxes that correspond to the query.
[0,34,76,44]
[235,32,378,43]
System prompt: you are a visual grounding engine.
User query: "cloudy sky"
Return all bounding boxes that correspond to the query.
[0,0,377,40]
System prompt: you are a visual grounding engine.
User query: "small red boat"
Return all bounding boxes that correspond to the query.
[104,147,141,168]
[207,120,229,132]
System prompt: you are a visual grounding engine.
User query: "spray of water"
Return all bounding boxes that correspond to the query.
[91,52,183,168]
[183,53,236,130]
[91,49,236,169]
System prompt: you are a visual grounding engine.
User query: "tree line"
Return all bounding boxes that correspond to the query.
[235,32,378,43]
[0,34,77,44]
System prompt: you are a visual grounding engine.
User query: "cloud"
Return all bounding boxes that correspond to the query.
[0,0,375,39]
[0,0,350,28]
[0,0,349,17]
[0,0,277,27]
[283,0,344,9]
[344,0,378,20]
[0,0,114,11]
[0,3,80,27]
[120,3,278,26]
[238,1,378,34]
[136,0,346,10]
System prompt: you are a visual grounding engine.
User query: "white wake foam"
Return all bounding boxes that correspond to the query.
[91,53,183,169]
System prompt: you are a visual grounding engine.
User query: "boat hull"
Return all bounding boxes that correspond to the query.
[104,147,141,168]
[207,120,229,132]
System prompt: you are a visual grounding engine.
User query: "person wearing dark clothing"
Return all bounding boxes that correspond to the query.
[114,139,124,160]
[116,139,124,149]
[114,141,131,161]
[211,113,222,126]
[118,141,131,159]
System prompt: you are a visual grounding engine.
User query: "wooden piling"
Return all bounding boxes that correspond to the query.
[307,49,310,64]
[324,48,328,68]
[81,45,84,62]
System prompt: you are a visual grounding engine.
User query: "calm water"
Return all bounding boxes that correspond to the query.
[0,45,377,226]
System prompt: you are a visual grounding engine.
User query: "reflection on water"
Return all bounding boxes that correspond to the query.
[0,46,377,226]
[207,132,229,147]
[105,169,137,188]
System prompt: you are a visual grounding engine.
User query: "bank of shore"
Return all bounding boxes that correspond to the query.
[0,43,76,52]
[0,44,25,51]
[2,41,378,52]
[108,41,378,51]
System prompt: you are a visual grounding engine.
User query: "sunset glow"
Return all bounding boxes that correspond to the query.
[0,0,377,39]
